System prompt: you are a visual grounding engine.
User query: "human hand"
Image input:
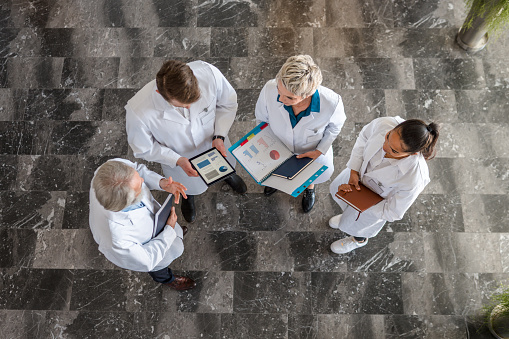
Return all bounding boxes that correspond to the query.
[159,177,187,204]
[338,184,354,193]
[296,150,322,160]
[177,157,199,177]
[348,170,361,190]
[212,138,227,157]
[165,206,177,228]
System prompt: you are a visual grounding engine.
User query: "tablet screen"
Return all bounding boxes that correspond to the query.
[189,148,236,185]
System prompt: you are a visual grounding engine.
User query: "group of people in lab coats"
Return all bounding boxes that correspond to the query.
[88,55,440,289]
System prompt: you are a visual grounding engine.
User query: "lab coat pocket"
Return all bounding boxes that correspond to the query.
[305,128,322,144]
[128,208,154,244]
[199,102,216,127]
[366,178,384,195]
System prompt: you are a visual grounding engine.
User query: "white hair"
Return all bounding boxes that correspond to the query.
[276,55,323,98]
[92,161,137,212]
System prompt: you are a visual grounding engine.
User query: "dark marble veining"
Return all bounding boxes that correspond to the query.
[234,271,312,313]
[0,155,17,190]
[0,268,72,310]
[211,28,248,58]
[221,313,288,338]
[1,0,508,337]
[23,88,105,121]
[413,58,486,90]
[312,272,404,314]
[61,57,120,88]
[0,191,65,229]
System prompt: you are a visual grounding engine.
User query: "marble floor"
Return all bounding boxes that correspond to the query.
[1,0,509,338]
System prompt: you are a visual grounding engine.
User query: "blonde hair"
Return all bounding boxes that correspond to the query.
[92,161,137,212]
[276,55,322,98]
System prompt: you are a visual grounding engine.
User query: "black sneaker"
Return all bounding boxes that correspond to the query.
[225,174,247,194]
[181,195,196,223]
[302,188,315,213]
[264,186,277,196]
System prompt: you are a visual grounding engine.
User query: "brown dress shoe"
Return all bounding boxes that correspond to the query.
[164,276,196,291]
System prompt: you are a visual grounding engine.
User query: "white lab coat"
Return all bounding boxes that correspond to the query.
[329,117,430,238]
[255,79,346,184]
[89,158,184,272]
[126,61,237,195]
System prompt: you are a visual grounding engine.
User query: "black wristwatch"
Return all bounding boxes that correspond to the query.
[212,135,225,141]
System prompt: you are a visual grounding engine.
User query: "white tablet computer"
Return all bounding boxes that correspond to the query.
[189,147,236,186]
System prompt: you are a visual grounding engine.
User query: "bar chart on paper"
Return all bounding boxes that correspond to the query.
[232,124,292,182]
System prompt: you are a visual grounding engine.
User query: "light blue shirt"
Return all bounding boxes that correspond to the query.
[121,201,145,212]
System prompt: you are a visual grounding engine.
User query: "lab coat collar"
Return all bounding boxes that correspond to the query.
[365,134,422,176]
[151,85,191,125]
[364,134,385,164]
[103,208,131,222]
[276,90,321,113]
[152,84,170,112]
[277,104,296,151]
[395,152,424,175]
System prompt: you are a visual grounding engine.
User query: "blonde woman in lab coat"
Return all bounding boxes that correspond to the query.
[329,116,440,254]
[255,55,346,213]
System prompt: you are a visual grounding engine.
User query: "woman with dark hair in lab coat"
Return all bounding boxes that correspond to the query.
[329,116,440,254]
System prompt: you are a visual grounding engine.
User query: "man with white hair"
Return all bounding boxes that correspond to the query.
[89,158,196,290]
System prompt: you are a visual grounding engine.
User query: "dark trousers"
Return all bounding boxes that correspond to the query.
[148,267,175,284]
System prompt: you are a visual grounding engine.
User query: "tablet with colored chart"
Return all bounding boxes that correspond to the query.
[229,122,328,197]
[189,147,236,186]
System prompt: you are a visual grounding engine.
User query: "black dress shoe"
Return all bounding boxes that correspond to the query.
[164,276,196,291]
[302,187,315,213]
[225,174,247,194]
[181,226,188,237]
[264,186,277,196]
[181,195,196,223]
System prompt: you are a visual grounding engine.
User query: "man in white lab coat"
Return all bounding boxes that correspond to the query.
[328,117,440,254]
[89,158,196,290]
[126,60,247,223]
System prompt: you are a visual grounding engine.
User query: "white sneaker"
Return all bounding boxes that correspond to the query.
[329,214,342,229]
[330,236,368,254]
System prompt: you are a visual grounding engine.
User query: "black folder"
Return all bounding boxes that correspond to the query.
[271,155,315,180]
[153,195,174,237]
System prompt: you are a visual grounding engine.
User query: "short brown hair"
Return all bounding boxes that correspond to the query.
[156,60,200,104]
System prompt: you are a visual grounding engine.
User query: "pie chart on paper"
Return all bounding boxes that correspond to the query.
[269,150,280,160]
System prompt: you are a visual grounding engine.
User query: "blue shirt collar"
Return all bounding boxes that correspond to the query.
[121,201,145,212]
[309,90,320,112]
[277,89,320,112]
[277,90,321,128]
